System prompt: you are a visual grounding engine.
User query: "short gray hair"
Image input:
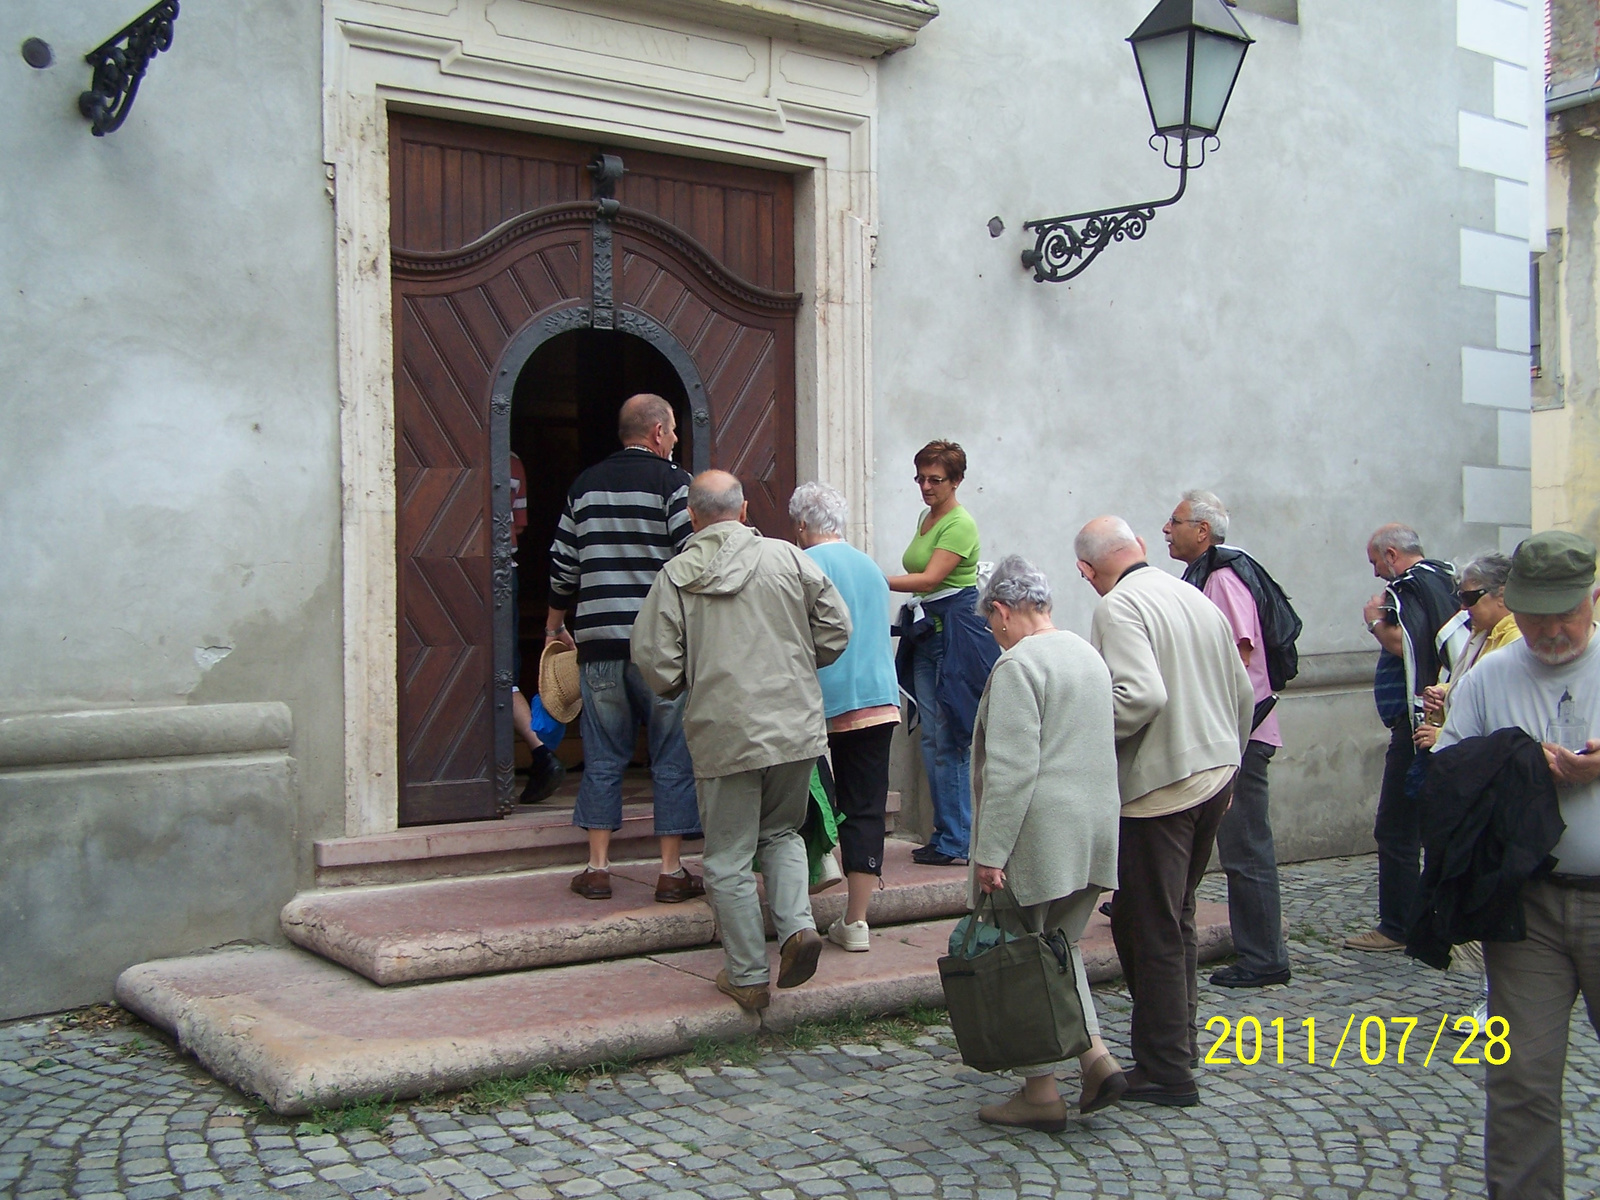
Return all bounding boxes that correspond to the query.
[1370,523,1425,557]
[978,555,1052,616]
[1074,516,1139,566]
[1460,551,1512,593]
[788,481,848,536]
[688,473,744,520]
[1182,489,1229,543]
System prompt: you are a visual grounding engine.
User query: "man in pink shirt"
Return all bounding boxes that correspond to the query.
[1164,490,1291,988]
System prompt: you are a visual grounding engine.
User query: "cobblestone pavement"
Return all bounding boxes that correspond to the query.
[6,854,1600,1200]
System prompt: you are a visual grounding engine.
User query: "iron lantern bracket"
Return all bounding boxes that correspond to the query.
[79,0,179,137]
[1020,132,1225,284]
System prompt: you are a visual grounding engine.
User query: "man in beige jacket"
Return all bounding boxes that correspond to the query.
[633,470,853,1012]
[1076,516,1253,1107]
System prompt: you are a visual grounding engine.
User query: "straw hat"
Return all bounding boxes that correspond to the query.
[537,641,583,724]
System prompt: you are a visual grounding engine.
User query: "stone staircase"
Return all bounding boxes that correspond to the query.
[115,828,1235,1116]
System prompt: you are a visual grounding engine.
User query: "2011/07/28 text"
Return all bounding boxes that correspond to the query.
[1201,1014,1511,1067]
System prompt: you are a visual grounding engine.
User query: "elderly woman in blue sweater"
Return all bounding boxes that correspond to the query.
[969,555,1126,1132]
[791,482,902,951]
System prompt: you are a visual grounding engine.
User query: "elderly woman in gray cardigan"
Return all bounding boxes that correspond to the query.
[970,556,1126,1132]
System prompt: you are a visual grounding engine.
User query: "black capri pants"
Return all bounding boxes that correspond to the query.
[827,722,895,875]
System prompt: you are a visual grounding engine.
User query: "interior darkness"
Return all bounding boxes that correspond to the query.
[509,329,691,694]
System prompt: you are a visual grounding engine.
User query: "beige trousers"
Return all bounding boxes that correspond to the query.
[697,759,816,988]
[1483,879,1600,1199]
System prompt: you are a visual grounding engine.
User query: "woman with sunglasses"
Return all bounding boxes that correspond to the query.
[1413,553,1522,753]
[1415,553,1522,1028]
[886,440,998,866]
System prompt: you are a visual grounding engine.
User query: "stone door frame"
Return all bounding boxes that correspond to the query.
[326,0,922,835]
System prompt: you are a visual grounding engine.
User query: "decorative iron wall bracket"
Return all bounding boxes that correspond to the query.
[1020,134,1218,284]
[79,0,179,137]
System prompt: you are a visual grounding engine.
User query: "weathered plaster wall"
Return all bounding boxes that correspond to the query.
[1,1,342,1009]
[0,705,298,1019]
[871,0,1507,851]
[1534,101,1600,545]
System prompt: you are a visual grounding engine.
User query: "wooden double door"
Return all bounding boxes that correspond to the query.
[391,115,801,826]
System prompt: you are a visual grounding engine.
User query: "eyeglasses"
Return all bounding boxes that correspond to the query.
[1166,517,1203,526]
[1458,589,1487,608]
[913,474,949,486]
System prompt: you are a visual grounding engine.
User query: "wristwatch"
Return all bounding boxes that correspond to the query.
[545,624,566,638]
[1366,618,1382,633]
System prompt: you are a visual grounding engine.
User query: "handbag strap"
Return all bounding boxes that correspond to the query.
[960,890,998,956]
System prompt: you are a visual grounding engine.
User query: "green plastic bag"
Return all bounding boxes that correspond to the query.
[752,758,839,886]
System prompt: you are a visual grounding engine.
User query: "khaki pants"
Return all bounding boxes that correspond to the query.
[698,759,816,987]
[1483,879,1600,1199]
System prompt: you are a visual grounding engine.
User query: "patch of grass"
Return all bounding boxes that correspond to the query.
[772,1007,938,1052]
[295,1096,396,1136]
[687,1036,761,1067]
[449,1066,573,1113]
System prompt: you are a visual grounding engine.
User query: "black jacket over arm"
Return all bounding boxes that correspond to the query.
[1405,727,1565,969]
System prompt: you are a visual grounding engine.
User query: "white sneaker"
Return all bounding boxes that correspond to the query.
[809,852,844,895]
[827,917,870,952]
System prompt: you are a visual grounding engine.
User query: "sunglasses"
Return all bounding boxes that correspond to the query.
[913,474,949,486]
[1458,589,1487,608]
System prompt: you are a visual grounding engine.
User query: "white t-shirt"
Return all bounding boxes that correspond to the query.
[1437,632,1600,876]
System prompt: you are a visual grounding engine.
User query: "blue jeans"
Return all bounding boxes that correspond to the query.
[571,659,701,837]
[911,633,972,859]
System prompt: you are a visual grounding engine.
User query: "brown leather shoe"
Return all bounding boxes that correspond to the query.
[777,928,823,989]
[1078,1050,1128,1114]
[978,1089,1069,1133]
[570,867,611,900]
[654,868,705,903]
[715,969,770,1012]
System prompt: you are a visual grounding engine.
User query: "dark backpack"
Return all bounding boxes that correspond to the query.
[1182,546,1303,692]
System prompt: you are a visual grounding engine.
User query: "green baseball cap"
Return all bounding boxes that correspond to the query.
[1504,531,1598,615]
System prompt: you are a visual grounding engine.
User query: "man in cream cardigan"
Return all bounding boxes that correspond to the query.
[1076,516,1254,1107]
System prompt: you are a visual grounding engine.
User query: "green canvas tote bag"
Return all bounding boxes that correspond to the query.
[937,890,1092,1074]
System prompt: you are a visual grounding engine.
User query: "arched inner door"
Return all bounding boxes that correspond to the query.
[390,116,801,826]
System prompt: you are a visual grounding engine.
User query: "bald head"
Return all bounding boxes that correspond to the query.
[1074,516,1147,597]
[619,393,674,443]
[618,393,678,460]
[688,470,746,530]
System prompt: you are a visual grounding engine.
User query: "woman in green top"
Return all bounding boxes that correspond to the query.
[888,440,990,865]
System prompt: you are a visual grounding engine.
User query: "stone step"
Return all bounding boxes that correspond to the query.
[282,839,969,985]
[312,802,660,888]
[117,903,1234,1115]
[313,792,902,887]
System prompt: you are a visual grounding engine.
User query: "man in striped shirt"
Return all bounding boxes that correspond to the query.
[546,394,704,904]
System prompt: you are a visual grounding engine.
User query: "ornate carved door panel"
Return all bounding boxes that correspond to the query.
[392,211,593,825]
[390,116,799,826]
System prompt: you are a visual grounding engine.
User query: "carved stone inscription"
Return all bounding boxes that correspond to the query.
[485,1,758,82]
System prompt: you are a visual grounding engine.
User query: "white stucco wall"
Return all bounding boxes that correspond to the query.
[1,3,343,870]
[873,0,1501,645]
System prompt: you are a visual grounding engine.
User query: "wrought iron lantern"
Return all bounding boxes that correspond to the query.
[1021,0,1253,284]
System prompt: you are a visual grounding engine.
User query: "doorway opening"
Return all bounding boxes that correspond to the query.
[509,328,692,803]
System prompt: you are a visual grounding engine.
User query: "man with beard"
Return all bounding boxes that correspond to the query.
[1435,531,1600,1200]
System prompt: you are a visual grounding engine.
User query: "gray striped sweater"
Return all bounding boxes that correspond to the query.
[547,447,693,662]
